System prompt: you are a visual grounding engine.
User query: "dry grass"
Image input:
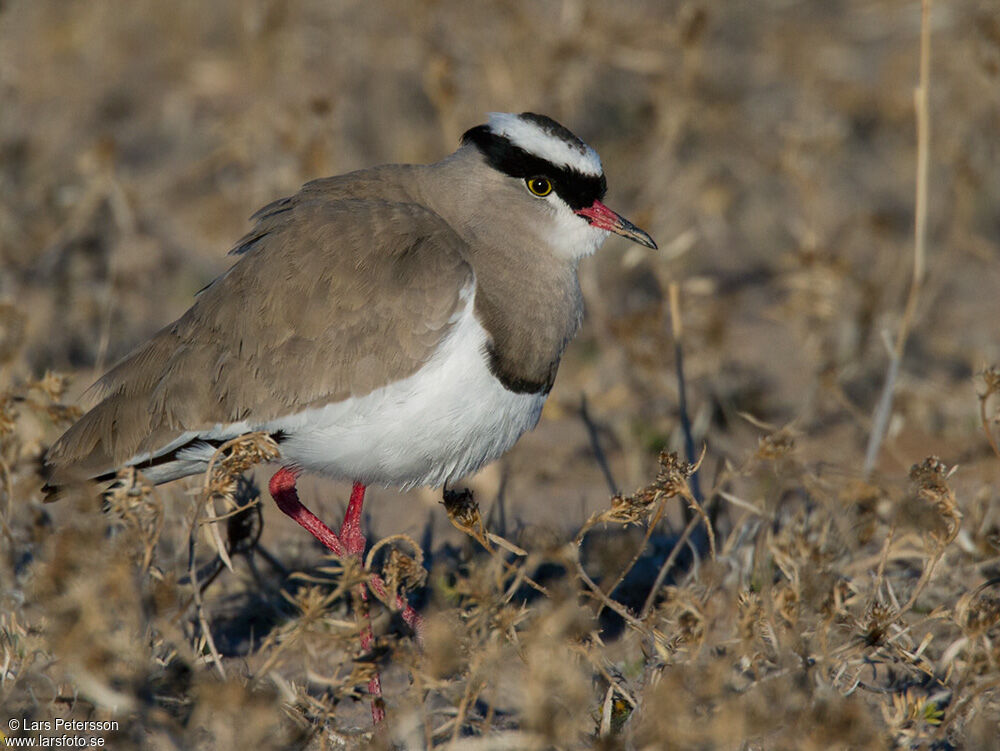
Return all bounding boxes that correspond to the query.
[2,1,1000,749]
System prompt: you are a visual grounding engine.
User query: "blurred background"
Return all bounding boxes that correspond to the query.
[2,1,1000,747]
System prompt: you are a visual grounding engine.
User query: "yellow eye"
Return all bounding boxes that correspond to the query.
[526,176,553,197]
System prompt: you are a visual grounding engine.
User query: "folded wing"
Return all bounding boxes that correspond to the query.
[45,189,472,491]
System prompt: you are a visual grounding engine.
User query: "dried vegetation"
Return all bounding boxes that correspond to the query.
[2,1,1000,749]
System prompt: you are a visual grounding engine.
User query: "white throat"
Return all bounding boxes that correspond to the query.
[547,209,610,261]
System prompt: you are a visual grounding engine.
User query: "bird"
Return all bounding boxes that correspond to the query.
[42,111,656,721]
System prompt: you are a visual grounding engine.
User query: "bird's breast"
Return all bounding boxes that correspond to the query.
[472,265,584,397]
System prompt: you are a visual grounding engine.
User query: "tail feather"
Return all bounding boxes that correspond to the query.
[43,436,222,502]
[42,328,195,500]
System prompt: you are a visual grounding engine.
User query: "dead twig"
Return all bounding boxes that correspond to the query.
[443,488,549,598]
[595,497,667,618]
[668,282,703,503]
[977,366,1000,461]
[864,0,932,475]
[640,513,702,619]
[186,509,227,680]
[580,393,619,496]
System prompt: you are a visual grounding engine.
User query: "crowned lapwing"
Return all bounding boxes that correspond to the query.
[44,112,656,722]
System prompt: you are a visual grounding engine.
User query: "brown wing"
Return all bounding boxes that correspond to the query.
[45,191,473,487]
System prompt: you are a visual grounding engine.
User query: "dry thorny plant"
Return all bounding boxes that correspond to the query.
[2,366,1000,749]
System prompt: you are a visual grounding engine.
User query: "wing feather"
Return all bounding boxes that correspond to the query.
[45,187,472,489]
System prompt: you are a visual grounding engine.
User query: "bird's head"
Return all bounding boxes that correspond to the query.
[458,112,656,259]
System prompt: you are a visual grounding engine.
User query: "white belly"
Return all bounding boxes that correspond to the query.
[259,301,545,488]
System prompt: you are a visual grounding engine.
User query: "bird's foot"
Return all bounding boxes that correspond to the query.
[267,469,426,636]
[267,467,425,725]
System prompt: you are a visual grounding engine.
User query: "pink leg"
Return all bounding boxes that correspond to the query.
[338,482,385,723]
[340,482,368,556]
[269,470,423,635]
[268,468,424,724]
[269,467,346,556]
